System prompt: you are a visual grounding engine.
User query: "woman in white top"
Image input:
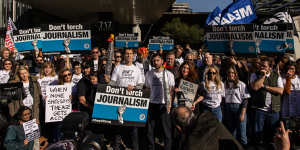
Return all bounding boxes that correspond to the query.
[223,66,250,146]
[37,62,58,101]
[0,59,14,83]
[282,62,300,118]
[193,65,225,122]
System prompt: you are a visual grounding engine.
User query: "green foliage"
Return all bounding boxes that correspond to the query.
[161,18,204,44]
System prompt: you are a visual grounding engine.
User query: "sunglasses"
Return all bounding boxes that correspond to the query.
[63,73,72,78]
[91,51,98,54]
[208,72,217,75]
[115,56,122,58]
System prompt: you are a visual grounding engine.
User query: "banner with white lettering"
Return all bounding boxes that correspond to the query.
[23,119,40,142]
[206,24,257,54]
[148,36,174,50]
[115,33,139,48]
[45,85,72,123]
[13,28,43,52]
[175,80,198,108]
[286,23,295,53]
[41,24,91,52]
[206,7,222,26]
[220,0,256,25]
[254,24,287,53]
[92,84,150,127]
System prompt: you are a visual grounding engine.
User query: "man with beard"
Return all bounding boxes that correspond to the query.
[145,53,174,150]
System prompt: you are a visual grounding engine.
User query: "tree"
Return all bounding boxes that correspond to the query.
[160,18,204,45]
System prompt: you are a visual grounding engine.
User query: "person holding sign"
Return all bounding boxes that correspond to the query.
[193,65,225,122]
[8,66,41,123]
[223,66,250,146]
[145,53,175,150]
[109,48,144,150]
[174,62,199,108]
[4,106,34,150]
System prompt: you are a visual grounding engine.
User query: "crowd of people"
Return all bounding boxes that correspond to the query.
[0,44,297,150]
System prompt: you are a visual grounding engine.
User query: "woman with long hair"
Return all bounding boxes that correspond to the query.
[8,66,41,122]
[37,61,58,101]
[4,106,34,150]
[281,61,300,118]
[0,59,15,83]
[174,62,199,108]
[223,66,250,146]
[193,65,225,121]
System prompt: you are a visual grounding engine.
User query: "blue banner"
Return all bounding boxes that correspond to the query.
[115,33,139,48]
[206,7,222,26]
[92,85,150,127]
[148,36,174,51]
[220,0,256,25]
[13,28,43,52]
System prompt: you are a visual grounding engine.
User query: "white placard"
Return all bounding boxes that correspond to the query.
[23,119,40,142]
[45,85,72,123]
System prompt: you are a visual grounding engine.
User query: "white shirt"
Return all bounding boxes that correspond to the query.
[72,73,82,85]
[111,64,144,87]
[0,70,10,84]
[225,81,251,104]
[93,60,98,72]
[23,82,33,107]
[282,75,300,117]
[37,75,58,99]
[250,72,284,111]
[200,81,225,108]
[145,70,175,104]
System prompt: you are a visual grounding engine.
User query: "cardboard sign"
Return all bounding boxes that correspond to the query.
[23,119,40,142]
[115,33,139,48]
[148,36,174,51]
[13,28,43,52]
[175,80,198,108]
[92,85,150,127]
[45,85,72,123]
[41,24,91,52]
[206,24,257,54]
[254,24,287,53]
[13,24,91,52]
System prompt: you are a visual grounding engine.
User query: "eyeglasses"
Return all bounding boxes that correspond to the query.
[208,72,217,75]
[63,73,72,78]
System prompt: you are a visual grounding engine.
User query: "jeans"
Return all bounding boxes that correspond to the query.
[223,103,247,145]
[254,109,279,143]
[146,103,172,150]
[202,104,222,122]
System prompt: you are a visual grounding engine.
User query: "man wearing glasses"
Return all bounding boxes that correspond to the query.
[90,47,101,72]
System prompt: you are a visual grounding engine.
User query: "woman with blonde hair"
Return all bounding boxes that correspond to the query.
[193,65,225,121]
[37,61,58,101]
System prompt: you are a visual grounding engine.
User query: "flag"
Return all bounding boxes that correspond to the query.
[220,0,256,25]
[264,12,293,24]
[206,7,222,26]
[4,17,17,51]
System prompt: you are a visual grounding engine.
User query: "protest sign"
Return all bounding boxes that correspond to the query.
[23,119,40,142]
[92,85,150,127]
[148,36,174,51]
[41,24,91,52]
[45,85,72,123]
[206,24,257,54]
[115,33,139,48]
[286,23,294,53]
[0,82,23,104]
[254,24,287,53]
[206,7,222,26]
[13,28,43,52]
[175,80,198,108]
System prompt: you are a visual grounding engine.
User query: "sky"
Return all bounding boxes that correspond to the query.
[176,0,233,12]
